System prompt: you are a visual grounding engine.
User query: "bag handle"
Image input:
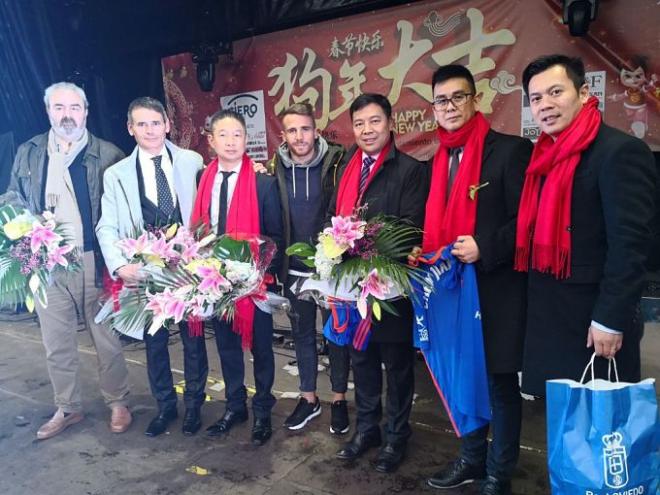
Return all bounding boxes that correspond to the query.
[579,352,619,385]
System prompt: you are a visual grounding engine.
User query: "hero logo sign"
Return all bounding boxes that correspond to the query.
[225,94,259,118]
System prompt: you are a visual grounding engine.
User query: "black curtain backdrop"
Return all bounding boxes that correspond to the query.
[0,0,166,175]
[0,0,63,144]
[0,132,15,193]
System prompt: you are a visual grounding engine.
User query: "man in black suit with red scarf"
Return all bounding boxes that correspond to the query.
[191,109,283,447]
[420,66,532,495]
[328,93,428,473]
[516,55,656,396]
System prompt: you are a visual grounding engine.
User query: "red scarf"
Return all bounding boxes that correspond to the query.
[191,154,261,349]
[335,140,392,215]
[514,96,601,278]
[422,112,490,252]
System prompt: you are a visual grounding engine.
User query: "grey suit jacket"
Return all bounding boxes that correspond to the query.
[96,140,203,276]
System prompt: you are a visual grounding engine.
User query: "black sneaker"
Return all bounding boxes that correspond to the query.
[330,400,350,435]
[284,397,322,430]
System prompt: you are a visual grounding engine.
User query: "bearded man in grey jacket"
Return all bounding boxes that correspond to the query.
[5,82,132,440]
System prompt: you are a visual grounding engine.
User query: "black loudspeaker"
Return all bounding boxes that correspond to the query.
[195,61,216,92]
[562,0,599,36]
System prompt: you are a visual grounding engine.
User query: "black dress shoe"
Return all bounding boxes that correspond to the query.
[181,408,202,436]
[144,409,178,437]
[375,443,406,473]
[427,458,486,489]
[251,417,272,446]
[480,476,512,495]
[335,430,382,460]
[205,409,248,437]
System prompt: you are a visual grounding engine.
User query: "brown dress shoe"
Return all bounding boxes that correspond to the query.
[110,406,132,433]
[37,409,84,440]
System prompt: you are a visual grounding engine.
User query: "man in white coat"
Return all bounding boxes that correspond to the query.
[96,97,206,437]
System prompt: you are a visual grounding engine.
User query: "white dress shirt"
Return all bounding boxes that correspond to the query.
[138,146,177,207]
[210,161,242,232]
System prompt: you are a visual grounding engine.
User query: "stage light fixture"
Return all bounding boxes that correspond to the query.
[192,41,232,92]
[562,0,599,37]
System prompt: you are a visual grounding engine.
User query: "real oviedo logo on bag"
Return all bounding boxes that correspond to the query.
[602,432,629,489]
[585,431,645,495]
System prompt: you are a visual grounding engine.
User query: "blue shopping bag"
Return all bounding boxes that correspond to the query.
[546,354,660,495]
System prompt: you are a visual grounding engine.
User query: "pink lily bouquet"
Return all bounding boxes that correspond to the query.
[96,224,277,340]
[286,211,421,322]
[0,204,81,311]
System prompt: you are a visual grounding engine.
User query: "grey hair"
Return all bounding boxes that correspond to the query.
[43,82,89,109]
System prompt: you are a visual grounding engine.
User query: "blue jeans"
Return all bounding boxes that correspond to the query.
[460,372,523,481]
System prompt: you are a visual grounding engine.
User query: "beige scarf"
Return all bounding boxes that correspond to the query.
[45,129,89,248]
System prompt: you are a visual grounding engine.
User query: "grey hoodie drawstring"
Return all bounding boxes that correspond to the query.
[291,162,311,200]
[305,166,309,200]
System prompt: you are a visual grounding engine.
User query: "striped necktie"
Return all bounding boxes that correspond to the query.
[359,155,375,196]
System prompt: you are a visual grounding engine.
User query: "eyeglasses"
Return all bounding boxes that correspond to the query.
[431,93,474,110]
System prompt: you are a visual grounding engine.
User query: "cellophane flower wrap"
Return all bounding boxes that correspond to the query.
[0,204,81,311]
[97,224,276,339]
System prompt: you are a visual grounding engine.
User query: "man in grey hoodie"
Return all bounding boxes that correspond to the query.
[268,103,351,434]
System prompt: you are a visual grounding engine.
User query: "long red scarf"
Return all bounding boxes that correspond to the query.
[422,112,490,252]
[191,154,260,349]
[514,96,601,278]
[335,140,392,215]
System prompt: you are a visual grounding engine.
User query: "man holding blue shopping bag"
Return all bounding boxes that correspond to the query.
[517,54,659,494]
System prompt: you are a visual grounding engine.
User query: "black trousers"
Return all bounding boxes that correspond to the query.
[212,309,276,419]
[350,341,415,445]
[144,321,209,413]
[460,372,523,481]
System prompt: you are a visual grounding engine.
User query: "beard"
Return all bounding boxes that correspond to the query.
[50,116,86,142]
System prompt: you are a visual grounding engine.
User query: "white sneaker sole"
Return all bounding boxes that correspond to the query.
[329,424,350,435]
[427,478,476,489]
[286,406,322,431]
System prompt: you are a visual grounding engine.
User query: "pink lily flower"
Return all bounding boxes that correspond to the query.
[171,227,195,247]
[163,293,187,323]
[145,295,165,317]
[323,215,366,249]
[45,244,74,270]
[145,293,169,335]
[196,266,231,295]
[180,242,200,264]
[358,268,393,300]
[117,232,151,258]
[30,222,62,253]
[148,236,179,262]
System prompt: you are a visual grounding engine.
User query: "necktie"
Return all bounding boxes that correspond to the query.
[152,155,174,217]
[359,155,376,196]
[447,147,462,198]
[217,171,235,235]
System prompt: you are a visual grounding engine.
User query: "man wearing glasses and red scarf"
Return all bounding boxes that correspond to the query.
[330,93,428,474]
[419,66,532,495]
[516,55,656,396]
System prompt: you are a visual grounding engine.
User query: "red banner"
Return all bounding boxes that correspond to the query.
[162,0,660,162]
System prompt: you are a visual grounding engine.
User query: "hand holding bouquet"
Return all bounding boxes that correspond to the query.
[0,205,80,311]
